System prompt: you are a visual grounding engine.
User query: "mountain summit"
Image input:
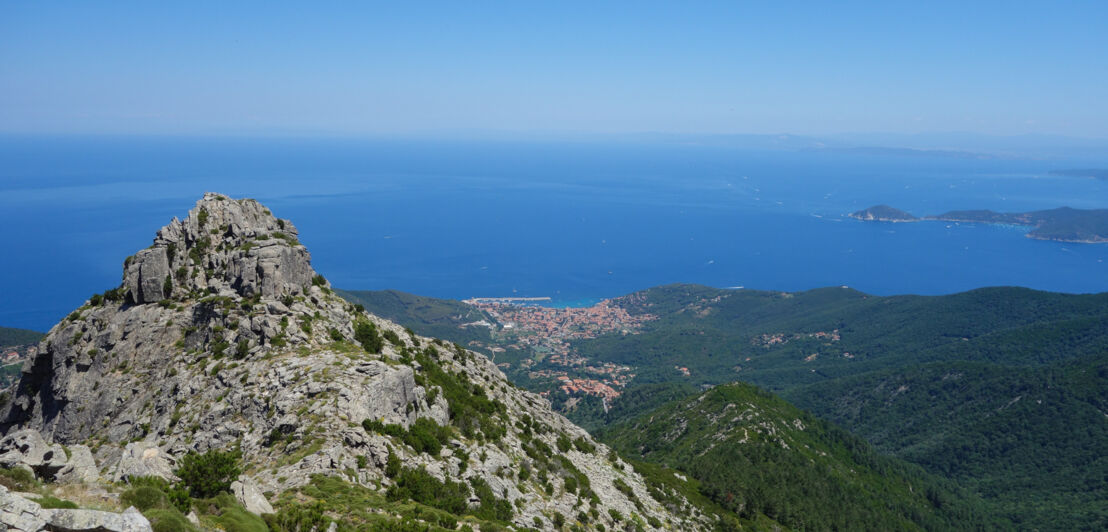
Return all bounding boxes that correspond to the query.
[1,193,706,530]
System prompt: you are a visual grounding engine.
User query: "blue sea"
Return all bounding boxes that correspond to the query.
[2,135,1107,331]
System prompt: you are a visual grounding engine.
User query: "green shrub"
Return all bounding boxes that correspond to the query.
[563,476,578,494]
[235,340,249,359]
[122,485,171,511]
[556,435,572,453]
[354,320,383,354]
[385,453,401,478]
[144,508,196,532]
[175,448,241,499]
[613,478,634,498]
[363,417,451,457]
[470,477,514,523]
[264,501,330,532]
[386,466,469,515]
[195,493,267,532]
[382,329,402,346]
[311,274,326,287]
[414,348,507,440]
[37,495,78,509]
[0,467,38,491]
[328,328,343,342]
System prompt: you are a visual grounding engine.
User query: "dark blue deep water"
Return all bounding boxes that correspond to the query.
[2,135,1107,331]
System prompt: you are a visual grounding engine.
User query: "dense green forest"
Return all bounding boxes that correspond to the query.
[787,357,1108,529]
[600,382,1007,531]
[573,284,1108,530]
[0,326,44,347]
[342,285,1108,530]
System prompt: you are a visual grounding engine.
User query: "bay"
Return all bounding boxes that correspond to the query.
[2,135,1106,331]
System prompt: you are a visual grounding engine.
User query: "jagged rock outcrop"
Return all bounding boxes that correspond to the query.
[0,485,151,531]
[0,430,68,480]
[123,192,315,303]
[1,193,709,530]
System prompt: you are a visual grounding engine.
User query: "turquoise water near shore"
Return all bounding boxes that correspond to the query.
[1,136,1106,330]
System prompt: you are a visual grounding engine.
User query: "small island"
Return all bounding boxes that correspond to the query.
[848,205,919,222]
[850,205,1108,243]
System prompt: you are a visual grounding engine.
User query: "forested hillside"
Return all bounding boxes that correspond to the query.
[0,326,43,348]
[344,284,1108,529]
[600,382,1007,531]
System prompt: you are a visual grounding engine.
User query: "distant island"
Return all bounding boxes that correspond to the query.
[850,205,1108,243]
[848,205,919,222]
[1049,168,1108,180]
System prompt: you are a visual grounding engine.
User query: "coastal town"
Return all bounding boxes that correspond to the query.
[463,298,653,407]
[0,343,35,392]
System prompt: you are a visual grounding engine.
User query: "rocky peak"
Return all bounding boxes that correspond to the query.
[123,192,314,304]
[1,194,709,531]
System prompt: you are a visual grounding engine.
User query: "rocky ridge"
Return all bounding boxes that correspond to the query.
[1,193,709,530]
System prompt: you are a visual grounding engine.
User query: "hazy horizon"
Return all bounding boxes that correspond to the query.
[3,2,1106,140]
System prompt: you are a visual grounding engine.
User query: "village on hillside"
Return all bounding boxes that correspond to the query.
[463,299,654,407]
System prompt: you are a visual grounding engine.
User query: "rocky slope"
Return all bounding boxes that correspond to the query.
[0,193,709,530]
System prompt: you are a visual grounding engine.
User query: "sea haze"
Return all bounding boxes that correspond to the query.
[2,135,1107,331]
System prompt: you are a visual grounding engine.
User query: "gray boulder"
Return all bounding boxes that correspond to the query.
[56,445,99,484]
[231,476,274,515]
[0,485,152,532]
[111,442,176,483]
[0,430,67,479]
[41,506,151,532]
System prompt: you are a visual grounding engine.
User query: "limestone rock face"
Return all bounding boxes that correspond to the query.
[0,194,710,531]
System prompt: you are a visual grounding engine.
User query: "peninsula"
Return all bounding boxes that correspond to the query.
[850,204,1108,243]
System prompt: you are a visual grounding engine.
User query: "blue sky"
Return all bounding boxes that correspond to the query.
[2,2,1106,138]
